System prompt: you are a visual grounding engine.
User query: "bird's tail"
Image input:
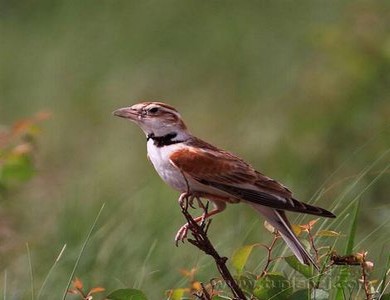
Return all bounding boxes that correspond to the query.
[250,204,319,270]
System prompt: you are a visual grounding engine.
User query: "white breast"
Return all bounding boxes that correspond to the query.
[146,140,189,191]
[146,140,236,201]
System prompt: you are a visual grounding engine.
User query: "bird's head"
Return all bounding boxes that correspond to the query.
[113,102,188,138]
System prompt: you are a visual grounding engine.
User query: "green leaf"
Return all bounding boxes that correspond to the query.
[231,244,258,275]
[289,289,309,300]
[285,256,313,279]
[311,289,329,300]
[1,154,34,183]
[107,288,147,300]
[380,294,390,300]
[167,288,186,300]
[235,274,257,294]
[253,273,292,300]
[379,253,390,296]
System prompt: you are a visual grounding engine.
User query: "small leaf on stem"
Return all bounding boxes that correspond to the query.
[232,244,260,275]
[285,256,314,279]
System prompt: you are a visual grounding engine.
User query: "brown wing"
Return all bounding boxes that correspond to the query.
[254,170,292,198]
[170,138,335,218]
[171,137,292,198]
[169,147,257,185]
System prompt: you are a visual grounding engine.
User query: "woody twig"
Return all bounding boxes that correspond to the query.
[179,197,246,300]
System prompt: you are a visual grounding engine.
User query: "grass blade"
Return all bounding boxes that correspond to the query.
[37,244,67,299]
[346,199,360,254]
[3,270,7,300]
[355,219,389,250]
[26,243,34,300]
[61,203,105,300]
[135,239,157,289]
[379,254,390,298]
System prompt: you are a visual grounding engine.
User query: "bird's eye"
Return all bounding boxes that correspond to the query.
[148,107,159,113]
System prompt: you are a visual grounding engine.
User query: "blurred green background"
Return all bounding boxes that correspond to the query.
[0,0,389,298]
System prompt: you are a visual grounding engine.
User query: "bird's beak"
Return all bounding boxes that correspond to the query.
[112,107,139,120]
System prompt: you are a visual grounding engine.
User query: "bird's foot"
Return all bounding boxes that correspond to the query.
[175,223,189,246]
[178,193,202,209]
[178,192,190,209]
[189,195,203,209]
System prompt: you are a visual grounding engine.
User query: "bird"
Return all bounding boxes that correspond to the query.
[113,101,336,269]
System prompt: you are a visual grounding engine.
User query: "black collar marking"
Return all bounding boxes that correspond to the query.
[147,132,182,147]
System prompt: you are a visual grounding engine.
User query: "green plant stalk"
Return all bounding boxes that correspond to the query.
[314,241,336,289]
[61,203,105,300]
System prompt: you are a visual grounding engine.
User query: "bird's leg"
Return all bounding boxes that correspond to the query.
[184,195,208,224]
[176,192,192,245]
[194,197,209,224]
[175,200,226,245]
[188,194,198,209]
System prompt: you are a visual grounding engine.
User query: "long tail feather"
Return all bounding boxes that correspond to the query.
[200,180,336,218]
[250,204,319,270]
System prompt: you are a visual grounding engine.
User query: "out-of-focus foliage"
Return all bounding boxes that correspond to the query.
[0,0,388,299]
[0,112,50,192]
[106,289,148,300]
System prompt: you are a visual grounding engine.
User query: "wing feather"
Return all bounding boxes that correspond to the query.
[169,138,335,218]
[170,138,291,197]
[169,148,257,185]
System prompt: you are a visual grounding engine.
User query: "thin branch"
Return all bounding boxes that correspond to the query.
[258,233,280,278]
[307,229,319,264]
[180,197,246,300]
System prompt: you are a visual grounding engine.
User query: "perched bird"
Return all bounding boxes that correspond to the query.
[113,101,335,269]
